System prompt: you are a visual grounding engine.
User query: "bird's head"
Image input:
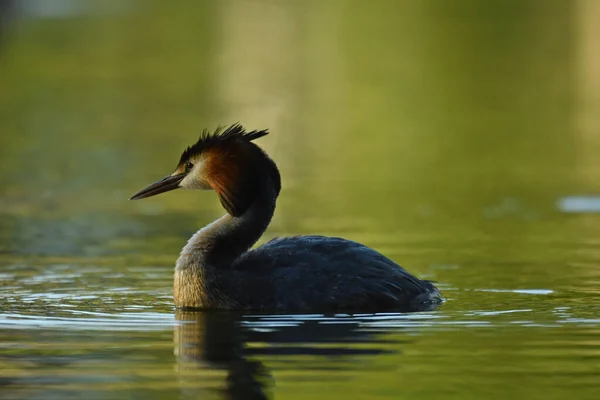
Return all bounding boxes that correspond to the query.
[130,124,280,216]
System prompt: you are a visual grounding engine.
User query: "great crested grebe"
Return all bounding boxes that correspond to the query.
[131,124,442,312]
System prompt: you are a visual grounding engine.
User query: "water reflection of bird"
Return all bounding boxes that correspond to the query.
[173,311,410,400]
[174,311,271,400]
[131,124,442,312]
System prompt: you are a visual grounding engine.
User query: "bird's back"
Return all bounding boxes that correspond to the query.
[225,235,442,312]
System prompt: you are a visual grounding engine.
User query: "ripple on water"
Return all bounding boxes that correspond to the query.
[1,289,596,334]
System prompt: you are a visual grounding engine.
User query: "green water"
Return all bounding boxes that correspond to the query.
[2,0,600,399]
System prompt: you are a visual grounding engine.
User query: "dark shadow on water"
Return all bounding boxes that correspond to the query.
[174,310,421,399]
[175,310,271,400]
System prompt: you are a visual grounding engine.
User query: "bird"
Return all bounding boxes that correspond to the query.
[130,124,442,312]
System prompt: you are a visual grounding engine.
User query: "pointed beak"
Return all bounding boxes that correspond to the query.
[130,173,186,200]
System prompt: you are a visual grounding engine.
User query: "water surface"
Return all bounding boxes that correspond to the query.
[2,1,600,399]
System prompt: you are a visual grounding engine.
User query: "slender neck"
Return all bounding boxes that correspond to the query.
[173,145,281,309]
[176,183,277,271]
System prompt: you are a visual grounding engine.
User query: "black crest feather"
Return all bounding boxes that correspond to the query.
[179,124,269,165]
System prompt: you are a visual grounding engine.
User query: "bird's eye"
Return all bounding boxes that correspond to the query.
[185,162,194,171]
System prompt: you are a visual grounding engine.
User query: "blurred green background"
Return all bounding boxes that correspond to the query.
[2,0,600,283]
[1,1,600,399]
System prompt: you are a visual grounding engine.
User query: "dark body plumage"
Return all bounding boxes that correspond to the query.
[226,236,441,312]
[131,124,442,313]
